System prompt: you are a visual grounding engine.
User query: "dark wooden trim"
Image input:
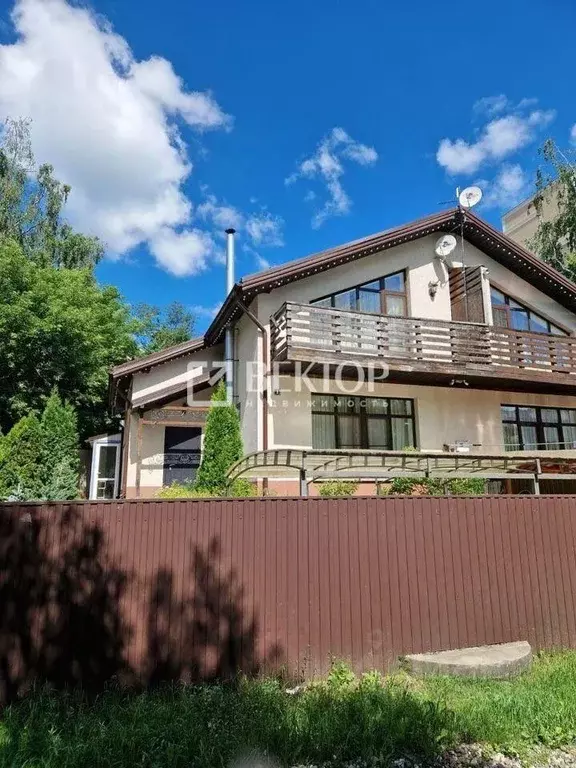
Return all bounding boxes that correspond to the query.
[501,404,576,451]
[489,278,573,336]
[310,394,416,450]
[310,269,407,317]
[270,302,576,395]
[135,410,143,499]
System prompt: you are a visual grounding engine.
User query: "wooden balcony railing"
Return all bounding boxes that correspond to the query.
[270,302,576,389]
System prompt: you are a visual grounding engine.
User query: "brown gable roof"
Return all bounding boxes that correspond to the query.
[206,207,576,343]
[111,207,576,385]
[111,336,206,380]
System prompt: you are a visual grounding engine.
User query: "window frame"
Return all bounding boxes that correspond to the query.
[501,404,576,451]
[311,394,417,450]
[311,270,408,317]
[490,285,567,336]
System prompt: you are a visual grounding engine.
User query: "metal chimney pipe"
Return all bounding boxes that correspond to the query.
[224,228,236,405]
[225,228,235,294]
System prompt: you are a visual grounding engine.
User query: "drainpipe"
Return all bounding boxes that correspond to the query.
[225,229,236,405]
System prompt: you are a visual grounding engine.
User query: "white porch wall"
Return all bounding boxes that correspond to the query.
[269,376,576,455]
[125,341,222,493]
[126,413,165,489]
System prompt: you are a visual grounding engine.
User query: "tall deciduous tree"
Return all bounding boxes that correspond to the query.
[134,301,196,354]
[195,381,243,492]
[530,139,576,282]
[0,118,103,269]
[0,239,137,438]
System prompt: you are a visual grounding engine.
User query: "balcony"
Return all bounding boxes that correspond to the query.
[270,302,576,394]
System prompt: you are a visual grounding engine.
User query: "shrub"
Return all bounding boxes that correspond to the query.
[40,390,80,499]
[225,478,258,497]
[0,391,80,500]
[156,483,218,499]
[195,381,243,492]
[0,413,45,499]
[388,477,486,496]
[446,477,486,495]
[317,479,359,497]
[157,478,258,499]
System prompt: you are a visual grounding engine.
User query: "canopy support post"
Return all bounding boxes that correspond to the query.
[299,468,308,497]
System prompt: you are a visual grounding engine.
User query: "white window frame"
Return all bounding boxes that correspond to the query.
[89,434,121,500]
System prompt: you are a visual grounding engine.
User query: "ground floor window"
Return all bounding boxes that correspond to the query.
[311,395,416,450]
[501,405,576,451]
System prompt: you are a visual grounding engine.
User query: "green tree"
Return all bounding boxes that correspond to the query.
[0,392,80,500]
[0,239,137,438]
[0,117,103,269]
[530,139,576,282]
[195,381,243,492]
[0,413,45,499]
[133,301,196,354]
[40,390,80,499]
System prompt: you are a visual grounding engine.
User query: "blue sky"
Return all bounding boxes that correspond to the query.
[0,0,574,331]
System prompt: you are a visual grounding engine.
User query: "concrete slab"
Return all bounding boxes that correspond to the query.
[404,641,532,678]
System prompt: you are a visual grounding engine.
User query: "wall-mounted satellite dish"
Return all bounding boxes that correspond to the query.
[458,186,483,209]
[434,234,457,258]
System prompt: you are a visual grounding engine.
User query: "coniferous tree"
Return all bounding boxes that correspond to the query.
[195,381,243,492]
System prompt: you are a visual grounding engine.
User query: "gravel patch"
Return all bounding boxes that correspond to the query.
[288,744,576,768]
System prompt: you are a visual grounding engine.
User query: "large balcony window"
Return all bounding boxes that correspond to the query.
[491,288,566,336]
[311,270,407,317]
[501,405,576,451]
[311,394,416,450]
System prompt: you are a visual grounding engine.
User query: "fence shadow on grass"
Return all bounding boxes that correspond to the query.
[146,537,283,684]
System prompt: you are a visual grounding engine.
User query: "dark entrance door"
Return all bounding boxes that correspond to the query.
[163,427,202,486]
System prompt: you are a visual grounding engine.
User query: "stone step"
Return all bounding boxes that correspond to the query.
[404,641,532,678]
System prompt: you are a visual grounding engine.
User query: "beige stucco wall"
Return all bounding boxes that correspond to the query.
[503,185,560,250]
[235,309,261,455]
[254,233,575,337]
[267,376,576,456]
[123,229,576,495]
[131,343,224,404]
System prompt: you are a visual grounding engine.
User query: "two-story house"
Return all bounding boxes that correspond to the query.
[103,207,576,499]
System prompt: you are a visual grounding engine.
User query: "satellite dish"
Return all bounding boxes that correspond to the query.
[458,186,483,209]
[435,234,457,258]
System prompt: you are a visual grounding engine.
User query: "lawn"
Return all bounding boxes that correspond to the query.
[1,653,576,768]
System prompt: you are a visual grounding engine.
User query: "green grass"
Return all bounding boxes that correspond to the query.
[2,653,576,767]
[417,650,576,752]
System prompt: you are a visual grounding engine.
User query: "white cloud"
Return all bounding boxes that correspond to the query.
[437,98,556,175]
[197,194,244,231]
[286,127,378,227]
[482,164,529,210]
[197,193,284,250]
[149,228,215,277]
[0,0,232,276]
[571,125,576,144]
[255,254,271,270]
[473,94,509,117]
[191,302,221,320]
[245,211,284,247]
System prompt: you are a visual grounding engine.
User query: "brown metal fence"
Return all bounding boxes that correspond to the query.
[2,495,576,700]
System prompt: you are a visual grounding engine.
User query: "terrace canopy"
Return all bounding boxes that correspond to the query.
[227,449,576,496]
